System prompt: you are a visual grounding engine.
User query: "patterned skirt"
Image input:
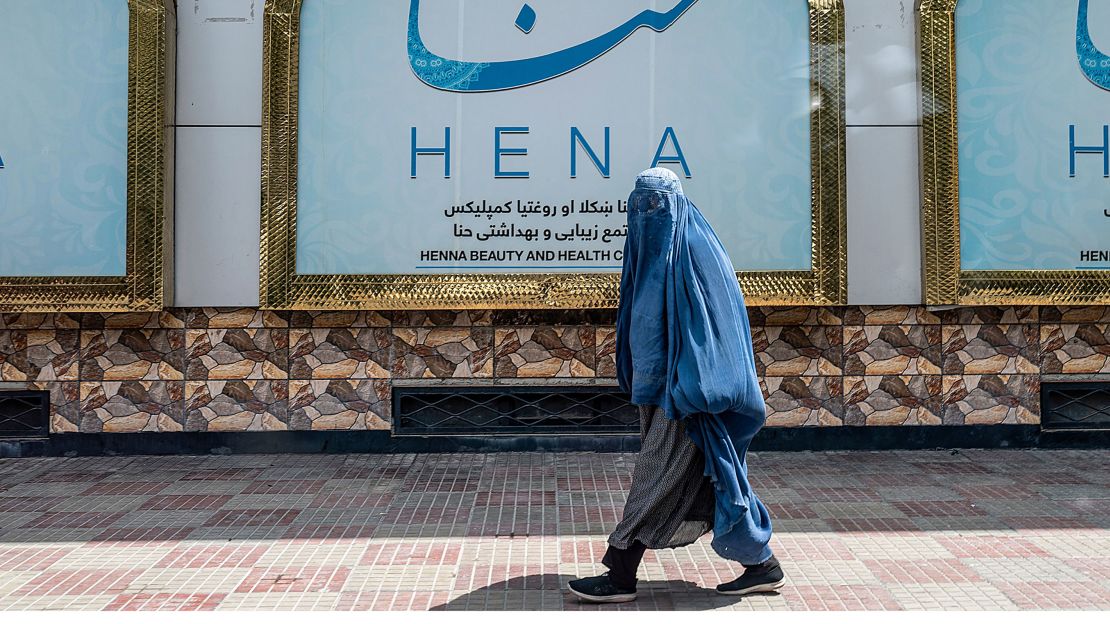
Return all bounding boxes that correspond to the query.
[608,404,716,550]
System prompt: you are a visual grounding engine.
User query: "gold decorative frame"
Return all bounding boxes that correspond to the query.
[0,0,175,313]
[919,0,1110,305]
[261,0,846,309]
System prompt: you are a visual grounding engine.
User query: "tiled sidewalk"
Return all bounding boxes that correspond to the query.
[0,449,1107,611]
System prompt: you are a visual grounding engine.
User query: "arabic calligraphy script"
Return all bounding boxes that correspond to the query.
[407,0,700,92]
[445,199,630,243]
[1078,0,1110,91]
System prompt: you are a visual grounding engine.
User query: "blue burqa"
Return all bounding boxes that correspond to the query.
[615,168,774,565]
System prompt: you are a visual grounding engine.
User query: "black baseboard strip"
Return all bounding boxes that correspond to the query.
[1,425,1106,458]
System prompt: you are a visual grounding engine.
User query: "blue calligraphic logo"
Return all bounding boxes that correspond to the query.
[1078,0,1110,90]
[407,0,699,92]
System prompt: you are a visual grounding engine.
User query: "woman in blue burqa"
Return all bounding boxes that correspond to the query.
[568,168,783,603]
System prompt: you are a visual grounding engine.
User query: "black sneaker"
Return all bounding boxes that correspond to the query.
[716,557,786,596]
[567,572,637,603]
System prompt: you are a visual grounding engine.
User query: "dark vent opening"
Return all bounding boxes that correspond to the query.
[1041,382,1110,431]
[393,386,639,436]
[0,391,50,439]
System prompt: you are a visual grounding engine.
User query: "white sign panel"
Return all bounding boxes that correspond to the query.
[296,0,813,275]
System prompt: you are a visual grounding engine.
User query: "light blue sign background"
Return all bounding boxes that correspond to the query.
[956,0,1110,271]
[297,0,813,275]
[0,0,129,277]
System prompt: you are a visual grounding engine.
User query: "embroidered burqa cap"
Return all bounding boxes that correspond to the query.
[615,167,773,565]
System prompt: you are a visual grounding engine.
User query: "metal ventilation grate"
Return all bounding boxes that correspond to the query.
[0,391,49,438]
[393,386,639,436]
[1041,382,1110,431]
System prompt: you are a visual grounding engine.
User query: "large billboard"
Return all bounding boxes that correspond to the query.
[0,1,128,278]
[0,0,175,312]
[921,0,1110,305]
[261,0,846,309]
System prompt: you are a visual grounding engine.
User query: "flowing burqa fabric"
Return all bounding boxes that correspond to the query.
[615,168,774,565]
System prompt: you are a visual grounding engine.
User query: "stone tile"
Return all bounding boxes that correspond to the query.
[289,328,391,379]
[186,308,288,329]
[343,565,454,593]
[942,324,1040,375]
[875,485,962,502]
[185,329,288,380]
[0,594,117,610]
[79,381,184,433]
[762,376,843,427]
[81,311,186,330]
[780,583,903,610]
[844,325,942,375]
[863,557,985,585]
[288,379,390,431]
[1040,306,1110,324]
[0,330,79,381]
[888,582,1019,610]
[217,592,342,610]
[754,326,842,376]
[35,381,81,434]
[844,376,943,426]
[489,309,616,326]
[105,592,229,611]
[494,328,596,378]
[391,328,494,378]
[936,306,1038,325]
[963,557,1093,583]
[13,567,141,596]
[747,307,843,326]
[0,313,79,330]
[80,329,185,381]
[992,580,1110,610]
[1041,324,1110,374]
[183,380,288,432]
[237,565,351,594]
[388,310,493,327]
[842,306,941,325]
[287,311,389,328]
[942,375,1040,425]
[595,327,617,378]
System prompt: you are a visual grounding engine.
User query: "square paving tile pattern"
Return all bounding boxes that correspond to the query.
[0,449,1107,610]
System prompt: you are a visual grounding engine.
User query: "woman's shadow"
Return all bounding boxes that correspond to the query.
[432,573,754,611]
